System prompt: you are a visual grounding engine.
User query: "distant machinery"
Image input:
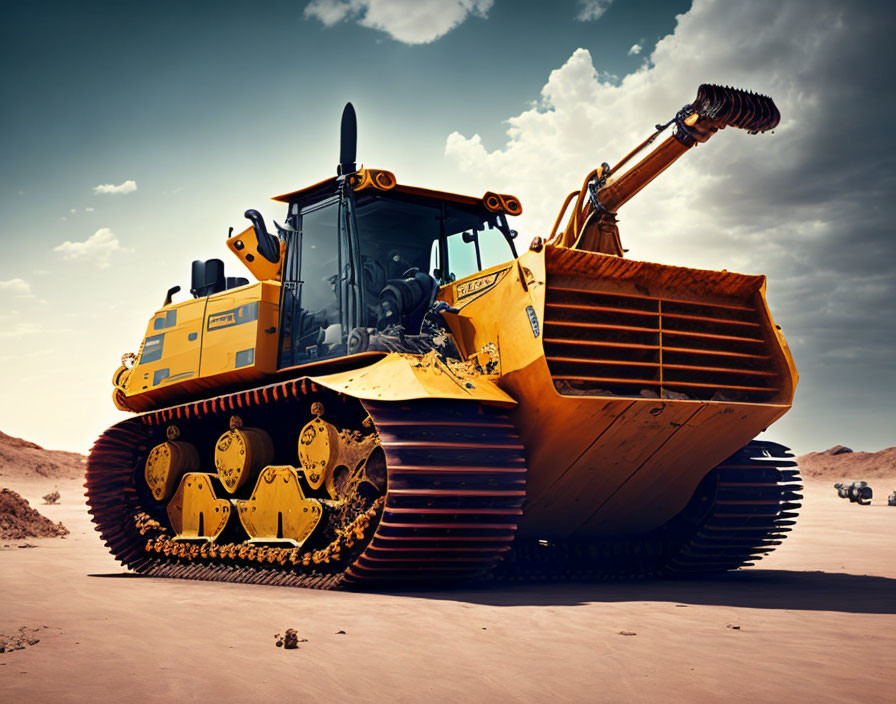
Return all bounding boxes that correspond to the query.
[834,481,873,506]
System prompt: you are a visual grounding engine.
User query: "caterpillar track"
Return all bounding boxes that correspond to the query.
[86,378,528,589]
[495,441,802,582]
[86,376,800,589]
[664,441,802,575]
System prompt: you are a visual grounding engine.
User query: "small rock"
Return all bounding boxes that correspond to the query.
[335,630,346,635]
[275,628,306,650]
[618,631,637,636]
[0,626,46,653]
[726,624,741,630]
[674,604,688,608]
[283,631,299,649]
[42,491,60,505]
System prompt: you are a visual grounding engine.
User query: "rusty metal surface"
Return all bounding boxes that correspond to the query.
[545,245,766,300]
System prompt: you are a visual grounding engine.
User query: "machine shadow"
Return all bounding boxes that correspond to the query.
[389,569,896,614]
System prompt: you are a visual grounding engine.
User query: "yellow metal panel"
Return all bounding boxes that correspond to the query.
[581,401,791,535]
[226,226,285,282]
[200,282,280,378]
[436,250,547,378]
[166,473,232,542]
[309,352,516,407]
[519,399,698,536]
[125,297,206,396]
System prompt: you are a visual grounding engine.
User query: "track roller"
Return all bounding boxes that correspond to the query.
[214,416,274,493]
[144,429,200,501]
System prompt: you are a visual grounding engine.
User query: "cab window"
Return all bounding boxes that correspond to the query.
[280,199,346,365]
[440,219,513,282]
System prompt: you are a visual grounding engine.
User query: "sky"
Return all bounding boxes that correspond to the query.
[0,0,893,455]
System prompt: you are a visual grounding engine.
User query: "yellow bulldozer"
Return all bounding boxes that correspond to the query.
[87,85,802,588]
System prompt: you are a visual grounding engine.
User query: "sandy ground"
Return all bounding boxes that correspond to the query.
[1,477,894,704]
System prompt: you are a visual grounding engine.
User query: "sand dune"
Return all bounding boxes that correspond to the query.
[0,430,86,481]
[797,445,896,481]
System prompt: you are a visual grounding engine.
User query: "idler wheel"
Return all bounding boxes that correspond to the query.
[214,416,274,494]
[144,428,200,501]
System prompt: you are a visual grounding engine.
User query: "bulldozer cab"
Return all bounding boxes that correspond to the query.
[277,184,518,367]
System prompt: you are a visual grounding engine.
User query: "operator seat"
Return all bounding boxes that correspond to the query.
[376,271,436,333]
[190,259,226,297]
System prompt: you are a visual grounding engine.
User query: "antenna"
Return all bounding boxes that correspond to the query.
[337,102,357,176]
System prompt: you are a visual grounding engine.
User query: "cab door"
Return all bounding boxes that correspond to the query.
[279,197,349,366]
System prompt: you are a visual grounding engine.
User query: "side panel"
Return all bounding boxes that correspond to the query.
[127,298,206,394]
[123,282,282,407]
[199,283,280,378]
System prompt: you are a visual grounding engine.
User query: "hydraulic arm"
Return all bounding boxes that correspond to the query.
[551,84,780,253]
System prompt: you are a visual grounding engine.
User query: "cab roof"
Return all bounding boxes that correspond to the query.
[271,171,522,217]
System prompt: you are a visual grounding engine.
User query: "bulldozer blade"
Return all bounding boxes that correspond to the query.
[692,84,780,134]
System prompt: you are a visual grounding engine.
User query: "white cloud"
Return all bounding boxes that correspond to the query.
[576,0,614,21]
[69,208,77,214]
[0,278,33,299]
[53,227,129,269]
[445,0,896,453]
[304,0,493,44]
[85,207,95,212]
[444,2,869,253]
[93,180,137,195]
[628,43,642,55]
